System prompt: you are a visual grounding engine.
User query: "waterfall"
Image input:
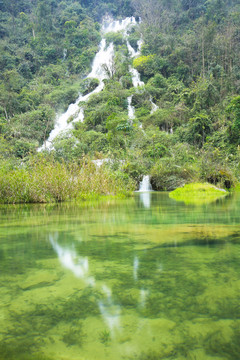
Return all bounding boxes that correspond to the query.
[126,41,136,58]
[139,175,152,192]
[62,48,67,61]
[127,95,135,122]
[126,35,144,89]
[38,16,162,152]
[127,36,158,121]
[150,96,159,114]
[102,16,136,33]
[129,66,145,88]
[138,175,153,208]
[126,37,143,125]
[127,37,143,59]
[136,38,144,55]
[39,17,137,151]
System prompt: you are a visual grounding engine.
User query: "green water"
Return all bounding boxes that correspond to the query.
[0,192,240,360]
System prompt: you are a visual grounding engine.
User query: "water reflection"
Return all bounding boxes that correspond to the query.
[1,193,240,360]
[139,289,149,308]
[50,233,121,334]
[98,285,121,333]
[133,256,139,281]
[139,192,151,208]
[50,234,95,285]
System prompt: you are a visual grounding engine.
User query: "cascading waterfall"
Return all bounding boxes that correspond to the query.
[62,48,67,61]
[127,39,144,88]
[129,66,145,88]
[126,37,143,125]
[150,96,159,114]
[39,17,137,151]
[126,40,136,58]
[127,95,135,122]
[126,33,158,127]
[39,17,162,152]
[139,175,152,192]
[138,175,153,208]
[102,16,136,33]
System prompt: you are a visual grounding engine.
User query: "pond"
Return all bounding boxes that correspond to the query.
[0,192,239,360]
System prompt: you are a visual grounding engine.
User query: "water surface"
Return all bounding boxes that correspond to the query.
[0,193,239,360]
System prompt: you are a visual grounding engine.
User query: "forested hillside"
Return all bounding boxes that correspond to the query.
[0,0,240,201]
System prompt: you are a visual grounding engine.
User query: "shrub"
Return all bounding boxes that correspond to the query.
[200,148,237,189]
[151,159,197,191]
[0,157,135,204]
[133,55,155,76]
[105,32,124,46]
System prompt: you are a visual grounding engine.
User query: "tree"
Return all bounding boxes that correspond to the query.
[226,96,240,144]
[187,112,212,147]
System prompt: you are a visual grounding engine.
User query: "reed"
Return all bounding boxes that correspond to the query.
[0,158,135,204]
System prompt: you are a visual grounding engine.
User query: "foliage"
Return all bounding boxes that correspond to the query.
[150,159,197,191]
[226,96,240,144]
[0,0,240,198]
[0,157,135,204]
[199,147,237,189]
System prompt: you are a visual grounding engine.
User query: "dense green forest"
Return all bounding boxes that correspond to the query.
[0,0,240,202]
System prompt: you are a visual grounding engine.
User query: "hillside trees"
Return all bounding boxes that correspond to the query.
[0,0,240,192]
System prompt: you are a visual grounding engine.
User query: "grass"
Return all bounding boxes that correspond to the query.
[169,182,228,205]
[0,157,135,204]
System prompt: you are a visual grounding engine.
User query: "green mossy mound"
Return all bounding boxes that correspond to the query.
[169,183,228,205]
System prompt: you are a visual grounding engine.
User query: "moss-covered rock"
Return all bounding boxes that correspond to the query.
[169,183,227,205]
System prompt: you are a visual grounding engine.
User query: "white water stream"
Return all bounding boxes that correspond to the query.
[39,17,138,151]
[126,37,144,122]
[138,175,153,208]
[127,95,135,123]
[126,35,158,126]
[150,96,159,114]
[39,16,161,152]
[139,175,152,192]
[39,15,159,151]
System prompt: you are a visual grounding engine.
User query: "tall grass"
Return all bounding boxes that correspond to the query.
[0,158,135,204]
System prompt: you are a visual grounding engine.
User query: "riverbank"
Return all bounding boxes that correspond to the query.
[0,158,135,204]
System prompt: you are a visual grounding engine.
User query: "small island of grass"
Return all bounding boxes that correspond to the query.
[169,183,227,205]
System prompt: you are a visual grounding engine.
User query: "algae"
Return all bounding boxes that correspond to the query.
[99,329,111,344]
[0,193,240,359]
[169,183,228,205]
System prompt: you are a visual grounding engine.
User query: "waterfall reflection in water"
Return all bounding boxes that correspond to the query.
[1,193,240,360]
[139,192,151,208]
[50,233,121,335]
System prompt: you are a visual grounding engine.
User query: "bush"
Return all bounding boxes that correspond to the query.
[0,157,135,204]
[151,159,197,191]
[80,78,99,95]
[200,147,237,189]
[105,32,124,46]
[13,139,36,158]
[12,105,55,143]
[133,55,155,76]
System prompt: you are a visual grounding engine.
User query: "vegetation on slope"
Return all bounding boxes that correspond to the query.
[0,0,240,201]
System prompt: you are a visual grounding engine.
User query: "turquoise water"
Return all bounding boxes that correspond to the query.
[0,192,239,360]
